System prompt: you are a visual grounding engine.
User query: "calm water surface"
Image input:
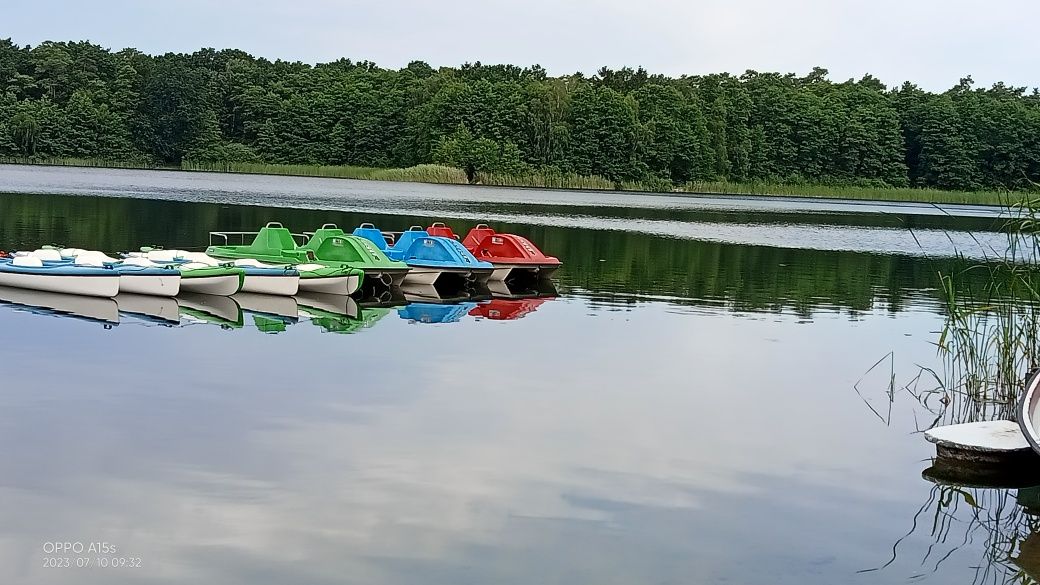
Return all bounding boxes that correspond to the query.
[0,166,1031,584]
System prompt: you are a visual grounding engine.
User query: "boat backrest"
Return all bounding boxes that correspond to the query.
[301,226,347,250]
[352,223,391,250]
[462,224,498,249]
[393,227,430,251]
[248,226,299,254]
[426,222,458,239]
[12,256,43,267]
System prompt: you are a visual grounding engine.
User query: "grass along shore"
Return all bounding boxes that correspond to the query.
[0,157,1027,206]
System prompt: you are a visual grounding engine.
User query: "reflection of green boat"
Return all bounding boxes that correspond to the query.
[207,223,406,293]
[177,293,243,329]
[296,292,391,334]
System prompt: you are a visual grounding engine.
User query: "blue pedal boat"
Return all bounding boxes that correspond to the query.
[352,224,493,286]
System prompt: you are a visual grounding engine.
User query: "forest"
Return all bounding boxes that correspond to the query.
[1,39,1038,195]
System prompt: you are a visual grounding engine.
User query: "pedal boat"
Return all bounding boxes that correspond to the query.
[123,251,245,296]
[0,254,120,298]
[205,223,368,295]
[52,248,181,297]
[352,224,493,287]
[428,223,561,282]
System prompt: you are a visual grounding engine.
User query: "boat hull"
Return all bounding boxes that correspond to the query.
[488,263,561,282]
[179,274,242,296]
[0,271,120,298]
[240,274,300,296]
[119,274,181,297]
[298,275,360,296]
[402,267,494,287]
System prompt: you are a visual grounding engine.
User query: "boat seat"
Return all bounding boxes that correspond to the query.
[12,256,43,267]
[352,225,391,251]
[393,228,430,252]
[427,222,458,239]
[463,225,498,249]
[248,227,298,254]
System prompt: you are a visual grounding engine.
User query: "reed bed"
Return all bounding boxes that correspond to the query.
[0,157,161,169]
[680,180,1021,206]
[181,161,467,184]
[476,170,616,190]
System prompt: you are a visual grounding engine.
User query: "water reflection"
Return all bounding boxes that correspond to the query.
[0,191,1004,316]
[0,281,562,333]
[0,171,1025,585]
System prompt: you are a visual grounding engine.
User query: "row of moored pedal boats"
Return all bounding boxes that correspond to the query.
[0,222,562,298]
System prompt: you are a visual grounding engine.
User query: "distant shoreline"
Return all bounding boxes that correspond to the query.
[0,158,1020,207]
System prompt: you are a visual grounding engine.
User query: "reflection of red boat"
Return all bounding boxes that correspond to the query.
[427,223,561,282]
[469,298,549,321]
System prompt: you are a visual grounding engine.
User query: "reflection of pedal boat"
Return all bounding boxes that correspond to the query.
[295,292,391,334]
[177,293,243,328]
[486,278,559,299]
[206,223,374,294]
[233,292,300,334]
[470,298,550,321]
[115,293,180,324]
[398,301,477,324]
[427,222,562,282]
[0,255,120,298]
[353,224,493,286]
[0,285,119,324]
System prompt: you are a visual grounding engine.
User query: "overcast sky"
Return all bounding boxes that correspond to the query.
[5,0,1038,91]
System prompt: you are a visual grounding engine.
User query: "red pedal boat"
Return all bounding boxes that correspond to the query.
[427,223,562,282]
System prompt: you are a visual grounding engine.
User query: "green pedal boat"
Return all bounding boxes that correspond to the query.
[207,223,407,293]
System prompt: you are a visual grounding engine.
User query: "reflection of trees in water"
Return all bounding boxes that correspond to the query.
[0,192,992,315]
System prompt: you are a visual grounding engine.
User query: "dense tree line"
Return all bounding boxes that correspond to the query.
[1,39,1039,192]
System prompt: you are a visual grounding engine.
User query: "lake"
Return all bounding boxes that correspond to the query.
[0,165,1029,584]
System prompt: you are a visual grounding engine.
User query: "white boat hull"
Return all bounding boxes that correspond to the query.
[119,274,181,297]
[487,263,561,282]
[240,275,300,296]
[298,275,360,296]
[402,267,442,286]
[0,272,120,298]
[179,275,241,296]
